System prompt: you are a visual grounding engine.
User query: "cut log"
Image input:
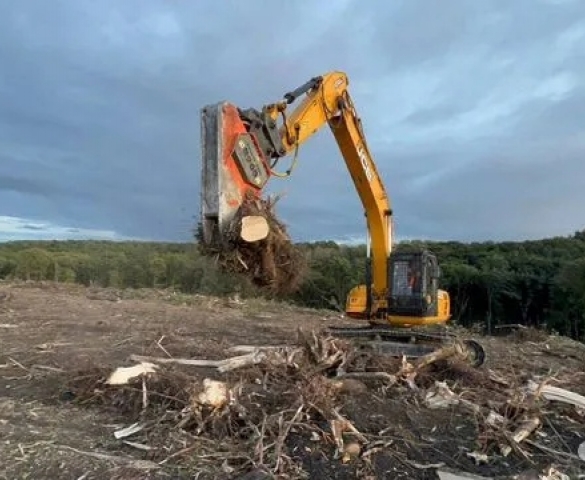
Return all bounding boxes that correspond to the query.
[397,342,466,377]
[226,344,289,354]
[217,351,268,372]
[129,354,222,368]
[128,350,294,373]
[240,215,270,242]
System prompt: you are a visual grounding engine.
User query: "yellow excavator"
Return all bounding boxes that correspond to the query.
[200,71,485,366]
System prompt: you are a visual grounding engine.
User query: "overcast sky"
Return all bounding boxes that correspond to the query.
[1,0,584,244]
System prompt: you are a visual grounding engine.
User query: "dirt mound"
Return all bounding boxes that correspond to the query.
[65,330,585,479]
[197,192,307,296]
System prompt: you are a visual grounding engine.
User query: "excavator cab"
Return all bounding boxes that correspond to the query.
[345,248,450,326]
[387,250,441,318]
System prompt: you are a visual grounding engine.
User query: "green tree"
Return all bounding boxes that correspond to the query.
[477,254,512,334]
[0,255,17,279]
[554,259,585,339]
[149,254,167,287]
[15,248,53,281]
[441,262,480,324]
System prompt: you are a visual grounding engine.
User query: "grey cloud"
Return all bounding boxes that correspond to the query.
[0,0,584,243]
[365,0,584,72]
[510,89,585,140]
[0,173,65,198]
[403,105,471,127]
[385,90,585,242]
[21,224,44,231]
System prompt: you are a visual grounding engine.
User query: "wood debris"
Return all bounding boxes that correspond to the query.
[196,191,307,296]
[500,416,541,457]
[424,381,461,409]
[65,329,585,479]
[56,445,159,471]
[437,470,492,480]
[113,423,144,440]
[195,379,229,409]
[527,380,585,409]
[106,362,157,385]
[122,441,153,452]
[130,346,302,373]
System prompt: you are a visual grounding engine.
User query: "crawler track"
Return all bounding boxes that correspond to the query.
[327,325,486,367]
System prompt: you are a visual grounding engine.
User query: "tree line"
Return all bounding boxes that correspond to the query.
[0,231,584,340]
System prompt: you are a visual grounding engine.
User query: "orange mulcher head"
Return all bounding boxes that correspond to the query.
[199,102,273,245]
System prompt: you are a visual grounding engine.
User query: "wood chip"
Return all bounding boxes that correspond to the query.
[113,423,144,440]
[122,441,153,451]
[106,362,157,385]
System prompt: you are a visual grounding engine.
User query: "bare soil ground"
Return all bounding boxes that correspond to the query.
[0,282,584,480]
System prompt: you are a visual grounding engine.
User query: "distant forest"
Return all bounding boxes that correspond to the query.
[0,230,584,340]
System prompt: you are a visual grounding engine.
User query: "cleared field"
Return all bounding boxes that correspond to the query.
[0,283,583,479]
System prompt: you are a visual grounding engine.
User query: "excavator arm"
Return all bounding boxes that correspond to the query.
[199,71,486,367]
[201,72,392,315]
[200,71,454,327]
